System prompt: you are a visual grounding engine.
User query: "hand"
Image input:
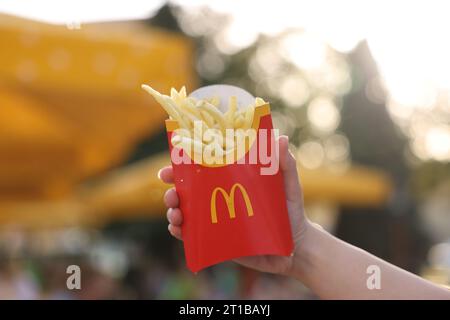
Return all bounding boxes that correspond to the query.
[159,135,311,276]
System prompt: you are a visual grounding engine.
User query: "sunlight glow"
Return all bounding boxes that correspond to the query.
[0,0,163,24]
[2,0,450,160]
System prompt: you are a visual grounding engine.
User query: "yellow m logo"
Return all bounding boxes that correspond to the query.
[210,183,254,224]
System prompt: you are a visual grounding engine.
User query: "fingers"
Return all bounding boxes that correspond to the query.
[167,208,183,226]
[168,224,183,241]
[158,166,174,184]
[163,188,179,208]
[163,184,183,241]
[278,135,303,204]
[167,208,183,241]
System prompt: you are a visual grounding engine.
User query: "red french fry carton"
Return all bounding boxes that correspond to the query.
[165,88,294,272]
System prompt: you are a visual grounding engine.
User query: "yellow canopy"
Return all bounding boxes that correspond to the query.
[0,14,196,200]
[0,153,392,230]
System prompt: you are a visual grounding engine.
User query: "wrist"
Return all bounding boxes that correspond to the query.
[285,220,325,281]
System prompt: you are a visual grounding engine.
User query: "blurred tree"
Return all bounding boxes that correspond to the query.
[341,41,409,183]
[125,4,184,164]
[336,41,429,273]
[146,3,182,33]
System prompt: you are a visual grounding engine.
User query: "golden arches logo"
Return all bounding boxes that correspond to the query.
[210,183,254,224]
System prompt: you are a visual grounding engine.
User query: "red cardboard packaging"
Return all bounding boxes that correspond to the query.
[165,87,294,272]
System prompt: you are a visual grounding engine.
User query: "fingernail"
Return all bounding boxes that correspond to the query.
[279,135,289,143]
[157,169,162,180]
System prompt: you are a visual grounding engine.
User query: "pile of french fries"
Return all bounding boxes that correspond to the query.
[141,84,266,164]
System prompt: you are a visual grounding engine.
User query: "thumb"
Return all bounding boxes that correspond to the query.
[278,135,303,205]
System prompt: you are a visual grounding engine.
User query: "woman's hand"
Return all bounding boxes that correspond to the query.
[159,135,450,299]
[159,135,311,276]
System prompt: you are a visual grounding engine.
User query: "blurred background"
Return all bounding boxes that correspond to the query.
[0,0,449,299]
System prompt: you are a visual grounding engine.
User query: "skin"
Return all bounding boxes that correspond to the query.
[159,135,450,299]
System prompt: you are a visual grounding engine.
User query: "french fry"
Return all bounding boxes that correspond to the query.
[196,101,227,132]
[170,87,178,100]
[255,97,266,107]
[171,135,205,153]
[181,97,203,120]
[141,84,267,164]
[225,96,237,128]
[234,114,245,128]
[244,106,255,130]
[208,96,220,107]
[179,86,187,98]
[141,85,189,128]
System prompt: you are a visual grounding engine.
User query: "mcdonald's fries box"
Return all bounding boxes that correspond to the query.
[165,94,294,272]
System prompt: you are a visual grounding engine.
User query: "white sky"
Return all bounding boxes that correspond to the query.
[0,0,164,23]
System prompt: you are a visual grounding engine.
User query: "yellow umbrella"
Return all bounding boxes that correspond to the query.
[0,14,196,200]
